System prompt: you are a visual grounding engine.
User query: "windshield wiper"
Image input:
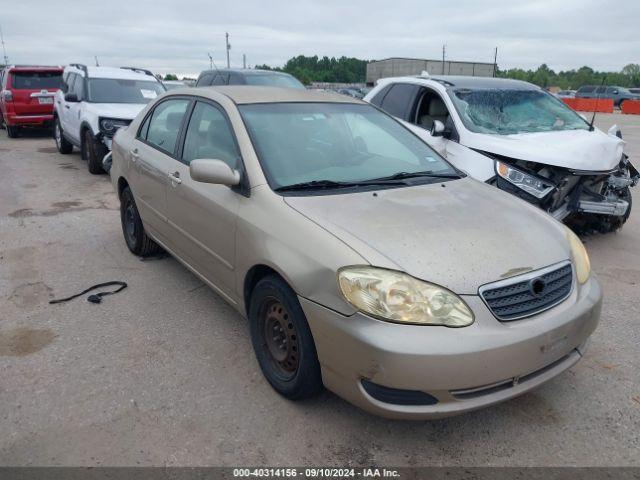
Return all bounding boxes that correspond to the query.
[274,178,407,192]
[369,170,461,182]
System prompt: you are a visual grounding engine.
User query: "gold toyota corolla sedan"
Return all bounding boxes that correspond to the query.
[109,86,602,419]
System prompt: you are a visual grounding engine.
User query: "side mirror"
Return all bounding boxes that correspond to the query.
[64,92,79,102]
[430,119,446,137]
[190,159,240,186]
[612,90,619,95]
[608,124,623,139]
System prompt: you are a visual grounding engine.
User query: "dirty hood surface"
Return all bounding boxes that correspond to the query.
[85,103,147,120]
[463,128,624,171]
[285,178,571,294]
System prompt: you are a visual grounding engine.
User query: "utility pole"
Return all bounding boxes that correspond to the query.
[493,47,498,77]
[243,54,246,69]
[95,56,99,67]
[225,32,230,68]
[208,52,213,70]
[442,44,446,74]
[0,25,9,66]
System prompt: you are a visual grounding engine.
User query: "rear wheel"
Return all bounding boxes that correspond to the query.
[120,186,162,257]
[54,117,73,154]
[6,125,19,138]
[83,129,107,174]
[248,275,323,400]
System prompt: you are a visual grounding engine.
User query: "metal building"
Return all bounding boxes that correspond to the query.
[366,58,495,85]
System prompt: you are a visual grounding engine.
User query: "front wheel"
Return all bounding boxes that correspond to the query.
[54,117,73,154]
[248,275,323,400]
[120,186,162,257]
[83,129,107,174]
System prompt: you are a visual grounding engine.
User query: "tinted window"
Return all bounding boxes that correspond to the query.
[380,84,419,119]
[197,73,214,86]
[87,79,165,103]
[369,85,391,107]
[578,86,595,93]
[70,74,84,98]
[244,73,305,89]
[11,71,62,90]
[212,74,228,86]
[182,102,239,167]
[595,86,606,94]
[146,99,190,154]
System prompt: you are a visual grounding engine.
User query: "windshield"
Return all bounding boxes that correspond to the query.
[244,74,305,89]
[239,102,457,191]
[87,78,165,103]
[12,71,62,90]
[448,88,590,135]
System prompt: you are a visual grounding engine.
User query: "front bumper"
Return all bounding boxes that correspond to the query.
[301,275,601,419]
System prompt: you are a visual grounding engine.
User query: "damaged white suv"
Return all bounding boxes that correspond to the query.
[365,75,638,232]
[53,64,165,174]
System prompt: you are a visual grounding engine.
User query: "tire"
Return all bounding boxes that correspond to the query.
[54,117,73,154]
[120,186,162,257]
[6,125,19,138]
[83,129,107,174]
[248,274,323,400]
[0,113,5,130]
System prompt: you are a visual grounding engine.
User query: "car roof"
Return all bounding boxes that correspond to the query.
[165,86,365,105]
[381,75,539,90]
[198,68,295,78]
[64,65,158,81]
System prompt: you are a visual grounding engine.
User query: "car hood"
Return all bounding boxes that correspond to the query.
[463,128,624,171]
[85,103,148,120]
[284,178,571,294]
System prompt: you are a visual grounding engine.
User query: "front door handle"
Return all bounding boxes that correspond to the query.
[130,148,139,162]
[168,171,182,185]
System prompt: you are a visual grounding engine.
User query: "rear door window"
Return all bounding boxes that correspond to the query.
[380,84,419,120]
[11,71,62,90]
[145,99,190,155]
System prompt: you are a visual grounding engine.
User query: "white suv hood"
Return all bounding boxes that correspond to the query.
[86,103,148,120]
[463,128,625,171]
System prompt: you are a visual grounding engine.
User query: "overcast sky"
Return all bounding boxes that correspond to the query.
[2,0,638,78]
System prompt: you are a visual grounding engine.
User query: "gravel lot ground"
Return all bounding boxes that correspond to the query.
[1,113,639,467]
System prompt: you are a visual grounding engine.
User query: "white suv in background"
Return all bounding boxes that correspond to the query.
[53,64,165,173]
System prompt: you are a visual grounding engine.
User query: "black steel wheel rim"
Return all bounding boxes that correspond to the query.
[260,297,299,380]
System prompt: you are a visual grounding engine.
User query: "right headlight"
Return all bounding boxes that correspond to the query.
[338,266,474,327]
[565,227,591,284]
[496,161,555,199]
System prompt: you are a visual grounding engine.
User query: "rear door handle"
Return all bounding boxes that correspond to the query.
[168,171,182,185]
[64,105,70,109]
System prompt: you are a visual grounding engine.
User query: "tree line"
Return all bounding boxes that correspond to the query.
[252,56,640,89]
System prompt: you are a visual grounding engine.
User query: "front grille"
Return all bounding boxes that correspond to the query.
[480,262,573,321]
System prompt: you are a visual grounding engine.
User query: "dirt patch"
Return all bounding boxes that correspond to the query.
[37,147,58,154]
[58,163,79,170]
[9,282,53,308]
[51,201,82,209]
[22,183,38,189]
[0,327,56,356]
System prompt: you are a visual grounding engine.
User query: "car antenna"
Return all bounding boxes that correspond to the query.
[589,75,606,131]
[207,52,220,73]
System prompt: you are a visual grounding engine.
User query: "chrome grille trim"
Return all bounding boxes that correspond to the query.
[479,260,573,321]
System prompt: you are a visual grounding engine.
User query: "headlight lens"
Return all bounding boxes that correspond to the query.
[99,118,129,133]
[338,267,474,327]
[496,161,555,199]
[565,227,591,284]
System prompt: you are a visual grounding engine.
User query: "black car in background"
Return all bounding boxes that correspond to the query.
[575,85,639,107]
[195,69,305,89]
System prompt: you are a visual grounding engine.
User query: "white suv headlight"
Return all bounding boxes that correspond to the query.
[496,161,554,199]
[338,267,474,327]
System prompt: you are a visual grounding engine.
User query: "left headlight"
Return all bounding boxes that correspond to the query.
[338,267,474,327]
[99,118,129,133]
[496,161,555,199]
[565,227,591,284]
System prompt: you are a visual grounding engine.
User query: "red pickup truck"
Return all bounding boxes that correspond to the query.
[0,65,63,138]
